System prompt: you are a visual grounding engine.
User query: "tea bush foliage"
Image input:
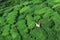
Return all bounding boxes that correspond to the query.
[0,0,60,40]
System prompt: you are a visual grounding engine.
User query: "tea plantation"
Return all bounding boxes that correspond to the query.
[0,0,60,40]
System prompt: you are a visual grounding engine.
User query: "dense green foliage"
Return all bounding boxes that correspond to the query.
[0,0,60,40]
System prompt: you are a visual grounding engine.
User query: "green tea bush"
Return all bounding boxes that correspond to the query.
[0,0,60,40]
